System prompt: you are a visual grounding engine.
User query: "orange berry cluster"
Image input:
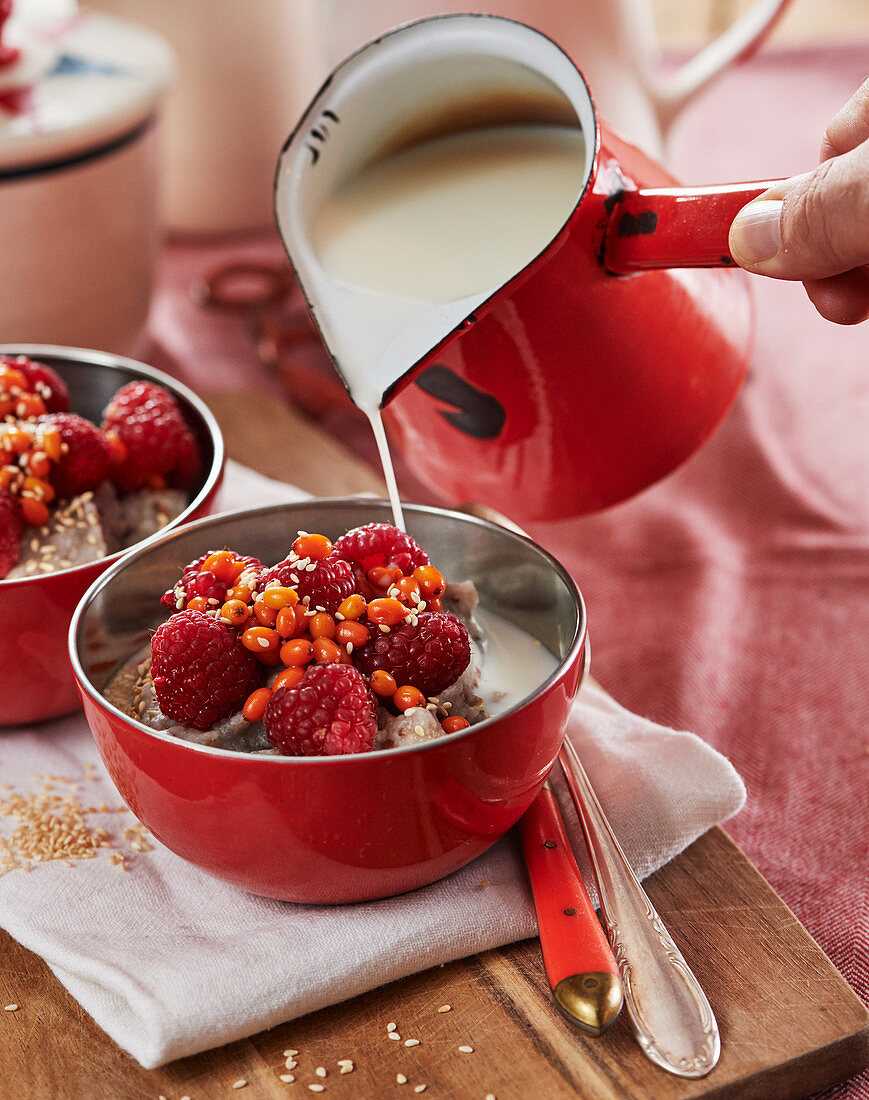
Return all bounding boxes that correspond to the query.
[0,403,65,529]
[180,533,469,734]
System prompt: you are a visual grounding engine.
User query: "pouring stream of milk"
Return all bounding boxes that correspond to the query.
[310,123,587,529]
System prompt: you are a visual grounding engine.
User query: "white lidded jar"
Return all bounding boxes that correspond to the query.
[0,2,173,355]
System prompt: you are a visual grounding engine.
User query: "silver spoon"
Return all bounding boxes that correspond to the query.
[461,502,719,1077]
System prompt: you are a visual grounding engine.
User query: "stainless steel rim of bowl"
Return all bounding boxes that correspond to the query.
[70,498,587,764]
[0,342,225,585]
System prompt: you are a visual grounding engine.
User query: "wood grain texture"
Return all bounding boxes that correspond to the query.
[1,829,866,1099]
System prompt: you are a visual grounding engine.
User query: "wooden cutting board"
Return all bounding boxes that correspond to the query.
[1,392,866,1100]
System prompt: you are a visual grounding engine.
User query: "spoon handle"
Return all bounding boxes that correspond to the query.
[558,737,720,1078]
[519,782,623,1035]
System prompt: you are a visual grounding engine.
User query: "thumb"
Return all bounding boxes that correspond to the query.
[729,140,869,280]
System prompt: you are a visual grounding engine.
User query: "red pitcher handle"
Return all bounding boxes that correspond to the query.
[603,180,784,274]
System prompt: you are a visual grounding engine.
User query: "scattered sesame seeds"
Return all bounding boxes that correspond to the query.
[387,1032,401,1041]
[413,1087,427,1094]
[279,1075,295,1083]
[284,1049,299,1057]
[458,1045,474,1054]
[315,1067,327,1078]
[387,1022,397,1032]
[4,1004,19,1012]
[308,1086,325,1094]
[396,1073,407,1085]
[285,1058,298,1069]
[404,1039,420,1048]
[232,1080,248,1090]
[337,1061,353,1074]
[437,1005,451,1013]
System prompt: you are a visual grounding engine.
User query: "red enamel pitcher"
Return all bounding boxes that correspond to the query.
[275,14,778,522]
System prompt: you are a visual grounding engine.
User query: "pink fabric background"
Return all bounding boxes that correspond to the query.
[147,43,869,1098]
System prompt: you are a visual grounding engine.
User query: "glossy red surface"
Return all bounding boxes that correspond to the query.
[385,124,757,522]
[77,627,584,906]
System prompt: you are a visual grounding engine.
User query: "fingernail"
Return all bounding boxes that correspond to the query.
[729,199,783,265]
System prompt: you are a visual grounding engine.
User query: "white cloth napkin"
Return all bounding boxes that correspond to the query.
[0,460,745,1069]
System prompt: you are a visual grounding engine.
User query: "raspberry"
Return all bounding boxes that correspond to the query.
[264,662,377,756]
[353,611,470,696]
[0,487,22,578]
[40,412,111,499]
[259,553,354,614]
[160,551,262,612]
[150,609,262,730]
[332,523,430,577]
[102,380,201,493]
[5,356,70,413]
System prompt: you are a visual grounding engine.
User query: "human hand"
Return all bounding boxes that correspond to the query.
[728,78,869,324]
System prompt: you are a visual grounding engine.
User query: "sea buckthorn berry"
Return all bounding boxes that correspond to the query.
[280,638,314,667]
[393,685,426,712]
[262,585,299,610]
[292,532,333,561]
[367,565,403,590]
[26,450,51,479]
[392,577,422,605]
[242,687,272,723]
[335,620,371,648]
[369,670,398,696]
[227,584,252,603]
[275,605,304,639]
[442,716,470,734]
[336,593,367,620]
[20,498,50,526]
[221,599,251,627]
[186,596,210,613]
[202,550,245,583]
[312,637,342,663]
[15,392,46,418]
[0,367,27,391]
[253,601,279,627]
[242,626,281,655]
[40,426,63,462]
[272,665,305,692]
[367,598,408,627]
[309,612,336,639]
[5,428,31,455]
[23,475,54,503]
[413,566,445,600]
[427,596,443,613]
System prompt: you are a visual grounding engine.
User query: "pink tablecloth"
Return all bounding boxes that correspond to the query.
[149,43,869,1099]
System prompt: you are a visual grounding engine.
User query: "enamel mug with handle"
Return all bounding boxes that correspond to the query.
[276,15,783,523]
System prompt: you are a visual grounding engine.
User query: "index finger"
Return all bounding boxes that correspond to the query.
[820,77,869,161]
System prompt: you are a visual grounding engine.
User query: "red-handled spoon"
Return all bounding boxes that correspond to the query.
[519,780,623,1035]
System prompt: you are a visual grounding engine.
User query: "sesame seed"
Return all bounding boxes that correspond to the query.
[284,1049,299,1057]
[437,1005,451,1013]
[308,1087,325,1094]
[396,1073,407,1084]
[388,1032,401,1041]
[4,1004,19,1012]
[414,1087,427,1094]
[345,642,354,654]
[486,1095,496,1100]
[387,1022,397,1032]
[285,1058,298,1069]
[315,1067,327,1077]
[279,1075,295,1083]
[338,1062,353,1075]
[257,637,270,648]
[458,1045,474,1053]
[232,1080,248,1089]
[404,1039,420,1047]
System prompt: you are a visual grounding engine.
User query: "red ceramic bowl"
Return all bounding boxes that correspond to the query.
[1,344,224,726]
[70,500,587,903]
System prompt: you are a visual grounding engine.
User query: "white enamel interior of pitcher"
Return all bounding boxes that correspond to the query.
[274,15,597,413]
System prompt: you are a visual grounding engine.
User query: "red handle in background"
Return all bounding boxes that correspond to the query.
[603,180,783,274]
[518,783,623,1036]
